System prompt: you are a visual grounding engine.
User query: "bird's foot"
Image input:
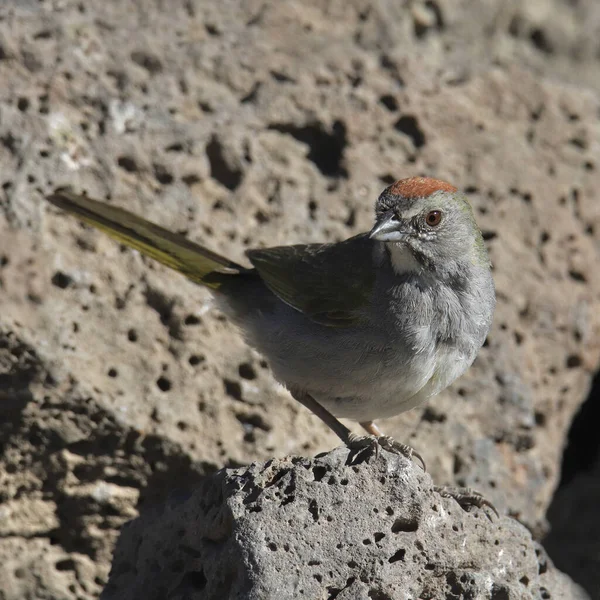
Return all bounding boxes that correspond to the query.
[347,433,426,471]
[434,485,499,520]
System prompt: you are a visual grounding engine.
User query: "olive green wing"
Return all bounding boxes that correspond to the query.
[246,234,375,327]
[46,189,244,289]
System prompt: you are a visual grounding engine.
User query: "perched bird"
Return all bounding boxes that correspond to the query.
[46,177,495,479]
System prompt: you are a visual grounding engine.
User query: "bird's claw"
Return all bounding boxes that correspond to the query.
[377,435,427,471]
[347,433,426,471]
[434,485,499,520]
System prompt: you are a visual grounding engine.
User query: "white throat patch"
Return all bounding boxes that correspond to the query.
[387,243,422,275]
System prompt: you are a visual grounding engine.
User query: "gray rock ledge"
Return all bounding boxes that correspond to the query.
[102,447,588,600]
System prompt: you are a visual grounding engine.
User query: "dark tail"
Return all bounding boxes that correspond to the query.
[46,190,245,289]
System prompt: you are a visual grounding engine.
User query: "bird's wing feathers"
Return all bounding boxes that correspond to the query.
[247,234,375,327]
[47,190,375,324]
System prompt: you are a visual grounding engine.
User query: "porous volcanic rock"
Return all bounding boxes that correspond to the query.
[1,0,600,597]
[102,447,588,600]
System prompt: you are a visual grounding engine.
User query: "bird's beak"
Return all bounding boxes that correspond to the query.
[369,211,411,241]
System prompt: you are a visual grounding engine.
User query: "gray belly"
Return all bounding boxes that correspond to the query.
[221,272,492,423]
[238,302,468,421]
[316,339,474,421]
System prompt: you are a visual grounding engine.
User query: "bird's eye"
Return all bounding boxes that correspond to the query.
[425,210,442,227]
[391,212,400,221]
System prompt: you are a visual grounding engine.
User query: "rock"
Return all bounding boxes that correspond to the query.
[1,0,600,598]
[102,447,588,600]
[0,324,210,594]
[0,538,102,600]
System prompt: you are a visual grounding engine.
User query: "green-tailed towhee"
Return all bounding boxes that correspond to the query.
[46,177,495,490]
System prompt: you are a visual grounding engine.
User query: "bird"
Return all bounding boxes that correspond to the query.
[46,177,495,482]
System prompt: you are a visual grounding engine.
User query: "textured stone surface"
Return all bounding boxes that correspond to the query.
[1,0,600,598]
[103,447,589,600]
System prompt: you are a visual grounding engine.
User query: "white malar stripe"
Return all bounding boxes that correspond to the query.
[387,243,422,275]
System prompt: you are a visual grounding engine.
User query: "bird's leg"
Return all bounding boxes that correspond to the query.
[359,421,426,471]
[290,391,356,444]
[433,485,499,520]
[290,392,425,469]
[361,421,496,517]
[292,393,495,516]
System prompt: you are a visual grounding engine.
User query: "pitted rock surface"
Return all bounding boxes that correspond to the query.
[102,448,589,600]
[1,0,600,598]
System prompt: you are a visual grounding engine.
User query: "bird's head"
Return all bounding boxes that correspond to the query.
[370,177,488,275]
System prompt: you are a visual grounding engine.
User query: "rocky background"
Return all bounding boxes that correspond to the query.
[0,0,599,598]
